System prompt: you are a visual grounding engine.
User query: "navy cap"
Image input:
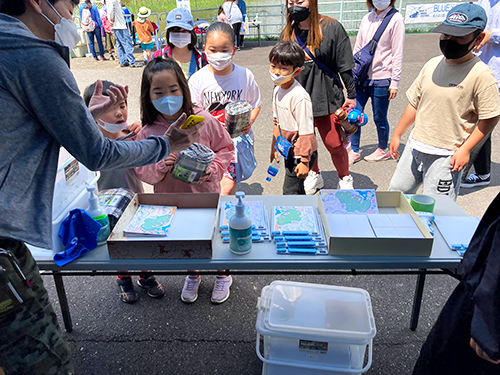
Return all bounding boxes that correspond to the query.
[166,7,195,31]
[432,3,487,37]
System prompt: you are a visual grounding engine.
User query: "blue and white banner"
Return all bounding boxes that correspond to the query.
[176,0,191,12]
[405,2,462,24]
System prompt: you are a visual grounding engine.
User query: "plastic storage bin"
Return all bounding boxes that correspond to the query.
[29,147,99,254]
[256,281,376,375]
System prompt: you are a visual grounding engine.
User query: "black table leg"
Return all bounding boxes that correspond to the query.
[410,269,426,331]
[53,271,73,333]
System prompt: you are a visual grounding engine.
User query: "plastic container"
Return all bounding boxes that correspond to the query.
[53,147,99,219]
[266,154,284,182]
[28,148,99,254]
[229,192,252,255]
[256,281,376,375]
[225,100,253,138]
[172,143,215,184]
[86,185,111,246]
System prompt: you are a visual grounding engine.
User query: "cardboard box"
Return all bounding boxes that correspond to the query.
[320,191,433,257]
[107,193,219,259]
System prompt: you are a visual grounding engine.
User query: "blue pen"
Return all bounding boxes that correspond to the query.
[284,235,322,242]
[288,248,317,255]
[272,231,314,236]
[221,230,265,237]
[223,235,268,243]
[221,225,257,231]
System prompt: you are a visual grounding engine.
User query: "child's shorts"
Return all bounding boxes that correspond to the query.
[141,42,154,51]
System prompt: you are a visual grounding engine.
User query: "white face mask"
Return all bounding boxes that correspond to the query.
[206,52,233,71]
[269,67,301,86]
[169,32,191,48]
[372,0,391,11]
[41,0,81,50]
[98,119,128,133]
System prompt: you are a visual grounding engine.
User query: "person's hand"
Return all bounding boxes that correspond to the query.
[164,113,204,153]
[294,162,309,179]
[470,338,500,364]
[343,98,357,109]
[128,121,142,134]
[163,153,177,173]
[450,148,469,172]
[270,149,280,163]
[389,135,401,159]
[473,30,491,53]
[198,167,212,183]
[389,88,398,100]
[241,117,255,135]
[88,80,129,121]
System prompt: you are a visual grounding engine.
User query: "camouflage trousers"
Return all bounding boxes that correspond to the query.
[0,238,73,375]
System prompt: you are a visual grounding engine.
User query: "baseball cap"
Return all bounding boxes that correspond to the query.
[432,3,487,37]
[166,7,195,31]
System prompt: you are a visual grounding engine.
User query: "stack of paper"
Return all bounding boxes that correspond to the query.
[434,216,481,256]
[325,213,423,239]
[124,205,177,236]
[219,200,271,243]
[320,189,379,214]
[271,206,328,255]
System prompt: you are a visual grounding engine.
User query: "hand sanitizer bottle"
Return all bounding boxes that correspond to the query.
[86,185,110,246]
[229,192,252,255]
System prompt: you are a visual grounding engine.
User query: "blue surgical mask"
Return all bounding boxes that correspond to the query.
[152,95,184,116]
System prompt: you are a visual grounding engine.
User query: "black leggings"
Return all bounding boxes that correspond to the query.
[232,22,242,47]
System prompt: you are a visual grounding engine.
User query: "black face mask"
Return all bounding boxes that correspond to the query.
[289,6,310,23]
[439,38,475,60]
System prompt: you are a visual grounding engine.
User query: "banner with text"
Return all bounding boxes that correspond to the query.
[405,2,461,24]
[176,0,191,12]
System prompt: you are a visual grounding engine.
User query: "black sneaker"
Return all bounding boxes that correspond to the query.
[120,62,130,67]
[117,278,138,303]
[461,173,491,189]
[137,276,164,298]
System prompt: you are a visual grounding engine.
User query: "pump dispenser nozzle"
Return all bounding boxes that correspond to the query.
[86,185,99,211]
[235,191,246,216]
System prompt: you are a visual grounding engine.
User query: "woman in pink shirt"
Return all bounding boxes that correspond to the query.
[349,0,405,164]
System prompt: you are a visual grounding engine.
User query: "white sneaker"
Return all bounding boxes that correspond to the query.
[338,175,354,189]
[181,276,201,303]
[211,275,232,304]
[304,171,324,195]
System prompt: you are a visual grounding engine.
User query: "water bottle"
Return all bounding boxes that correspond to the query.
[255,13,259,22]
[347,108,368,127]
[266,159,280,182]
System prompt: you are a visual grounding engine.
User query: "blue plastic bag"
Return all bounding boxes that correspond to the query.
[235,134,257,183]
[54,209,101,267]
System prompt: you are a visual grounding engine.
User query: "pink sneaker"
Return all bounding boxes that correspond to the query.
[364,148,390,162]
[348,150,361,165]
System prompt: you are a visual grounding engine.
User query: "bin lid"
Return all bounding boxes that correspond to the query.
[258,281,376,341]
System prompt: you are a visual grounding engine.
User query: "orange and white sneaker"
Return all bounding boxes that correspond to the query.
[348,150,361,165]
[364,148,390,162]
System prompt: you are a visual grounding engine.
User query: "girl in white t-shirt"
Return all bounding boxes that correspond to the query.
[189,22,261,195]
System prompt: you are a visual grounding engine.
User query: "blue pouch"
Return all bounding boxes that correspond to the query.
[274,135,293,160]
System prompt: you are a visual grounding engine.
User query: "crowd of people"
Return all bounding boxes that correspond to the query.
[0,0,499,373]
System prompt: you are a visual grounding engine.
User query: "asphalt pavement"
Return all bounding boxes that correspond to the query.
[40,33,500,375]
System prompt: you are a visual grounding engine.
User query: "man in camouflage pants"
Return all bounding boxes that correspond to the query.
[0,240,73,374]
[0,0,200,373]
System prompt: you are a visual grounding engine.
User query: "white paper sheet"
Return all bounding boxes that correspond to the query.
[124,208,216,241]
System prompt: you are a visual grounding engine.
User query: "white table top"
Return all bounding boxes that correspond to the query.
[33,195,465,271]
